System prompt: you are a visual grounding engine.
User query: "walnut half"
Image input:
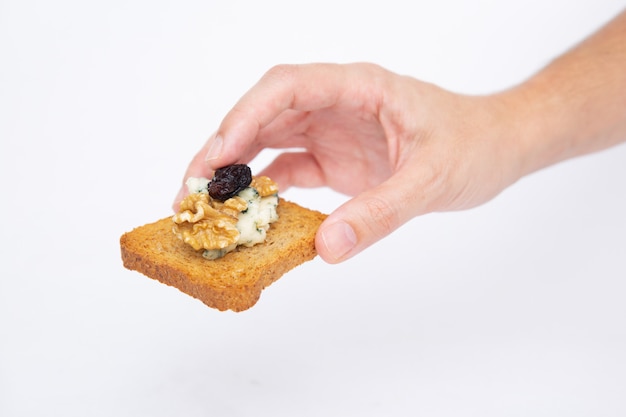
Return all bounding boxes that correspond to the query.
[172,193,241,251]
[251,176,279,197]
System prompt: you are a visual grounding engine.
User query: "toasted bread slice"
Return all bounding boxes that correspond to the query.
[120,199,327,312]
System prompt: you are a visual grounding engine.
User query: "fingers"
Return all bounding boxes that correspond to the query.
[258,152,327,191]
[205,63,361,170]
[174,63,390,211]
[174,64,351,210]
[172,136,211,211]
[315,167,435,264]
[316,187,407,264]
[172,131,223,211]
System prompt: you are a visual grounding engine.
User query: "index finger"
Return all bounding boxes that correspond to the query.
[207,63,353,170]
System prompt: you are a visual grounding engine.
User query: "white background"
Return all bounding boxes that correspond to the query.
[1,1,625,416]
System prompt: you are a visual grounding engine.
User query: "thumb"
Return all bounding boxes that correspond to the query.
[315,174,430,264]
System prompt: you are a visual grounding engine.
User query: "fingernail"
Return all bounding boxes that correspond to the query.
[205,134,223,162]
[321,221,357,262]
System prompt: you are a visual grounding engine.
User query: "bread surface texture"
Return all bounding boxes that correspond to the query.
[120,199,327,312]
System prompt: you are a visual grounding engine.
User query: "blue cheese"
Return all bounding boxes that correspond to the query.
[182,177,279,259]
[185,177,210,194]
[203,244,237,260]
[236,187,279,247]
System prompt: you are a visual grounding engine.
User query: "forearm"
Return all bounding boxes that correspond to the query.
[506,9,626,177]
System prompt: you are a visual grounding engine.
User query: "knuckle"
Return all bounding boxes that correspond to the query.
[362,196,399,238]
[263,64,298,83]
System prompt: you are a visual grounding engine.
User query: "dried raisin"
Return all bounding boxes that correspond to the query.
[208,164,252,201]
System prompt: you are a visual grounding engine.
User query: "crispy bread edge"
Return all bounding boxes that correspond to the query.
[120,199,327,312]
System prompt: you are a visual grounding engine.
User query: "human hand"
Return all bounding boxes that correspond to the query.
[174,63,525,263]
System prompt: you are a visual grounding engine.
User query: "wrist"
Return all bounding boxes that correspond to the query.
[495,76,582,179]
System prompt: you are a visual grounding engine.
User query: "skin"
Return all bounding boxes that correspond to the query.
[175,10,626,264]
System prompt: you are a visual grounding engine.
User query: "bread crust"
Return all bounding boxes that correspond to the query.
[120,199,327,312]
